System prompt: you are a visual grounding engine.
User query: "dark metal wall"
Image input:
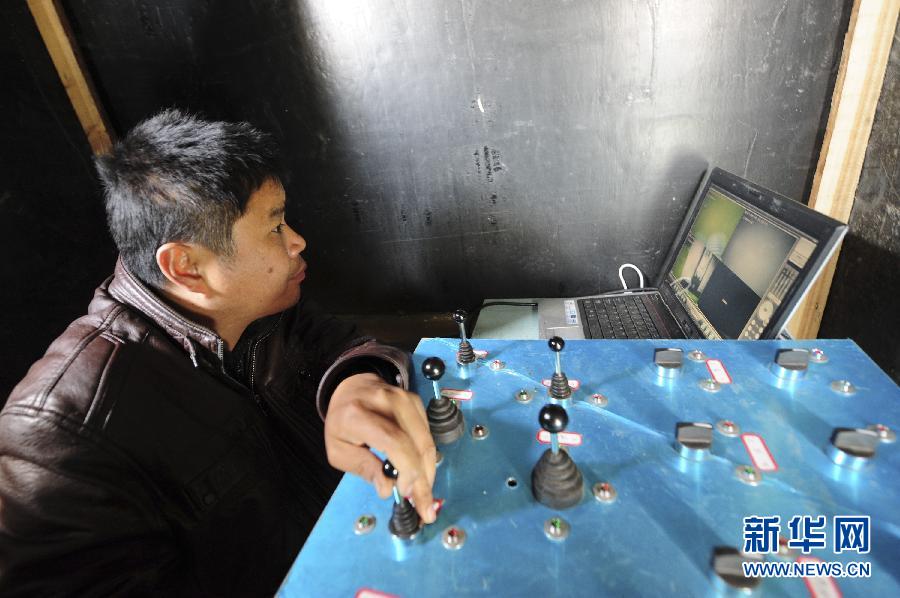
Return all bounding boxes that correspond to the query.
[63,0,850,312]
[9,1,898,394]
[819,18,900,382]
[0,1,116,398]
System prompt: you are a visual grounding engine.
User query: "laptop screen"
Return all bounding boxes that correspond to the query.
[665,184,818,339]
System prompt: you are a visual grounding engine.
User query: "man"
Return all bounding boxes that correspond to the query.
[0,110,436,595]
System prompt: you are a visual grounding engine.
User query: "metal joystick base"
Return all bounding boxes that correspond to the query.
[388,498,421,539]
[531,448,584,509]
[427,397,466,445]
[549,372,572,400]
[422,355,464,444]
[452,309,477,364]
[457,339,476,364]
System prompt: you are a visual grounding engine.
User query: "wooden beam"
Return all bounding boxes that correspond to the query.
[27,0,114,154]
[789,0,899,339]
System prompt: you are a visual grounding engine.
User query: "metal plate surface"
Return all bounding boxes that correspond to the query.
[280,339,900,597]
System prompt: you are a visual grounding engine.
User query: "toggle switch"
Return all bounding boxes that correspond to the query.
[827,428,880,470]
[654,348,684,378]
[675,422,713,460]
[770,348,809,381]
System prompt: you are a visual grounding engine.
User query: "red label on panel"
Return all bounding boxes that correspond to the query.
[706,359,733,384]
[441,389,473,401]
[536,430,583,446]
[741,433,778,472]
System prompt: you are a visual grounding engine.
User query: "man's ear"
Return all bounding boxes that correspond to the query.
[156,243,211,295]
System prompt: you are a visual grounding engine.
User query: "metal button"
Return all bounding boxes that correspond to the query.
[544,516,570,541]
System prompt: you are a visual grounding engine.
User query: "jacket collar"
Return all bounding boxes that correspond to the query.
[107,258,224,366]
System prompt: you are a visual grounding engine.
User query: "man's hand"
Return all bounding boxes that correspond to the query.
[324,373,437,523]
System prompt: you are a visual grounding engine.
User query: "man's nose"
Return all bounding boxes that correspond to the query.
[285,224,307,256]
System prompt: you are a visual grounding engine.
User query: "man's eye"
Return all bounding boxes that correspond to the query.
[273,223,285,234]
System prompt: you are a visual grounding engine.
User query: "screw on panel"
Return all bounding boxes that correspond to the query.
[699,378,721,393]
[868,424,897,443]
[354,514,376,535]
[736,465,761,486]
[809,348,828,363]
[515,389,533,404]
[688,350,707,362]
[472,424,489,439]
[441,526,466,550]
[489,359,505,371]
[831,380,856,395]
[592,481,617,503]
[716,420,741,437]
[544,516,570,541]
[589,393,608,407]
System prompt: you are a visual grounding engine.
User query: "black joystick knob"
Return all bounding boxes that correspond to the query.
[382,459,399,480]
[539,404,568,434]
[549,336,565,352]
[422,357,445,381]
[452,309,468,324]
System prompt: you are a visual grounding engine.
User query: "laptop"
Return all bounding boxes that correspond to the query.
[537,167,847,340]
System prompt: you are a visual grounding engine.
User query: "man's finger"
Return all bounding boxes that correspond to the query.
[380,391,437,490]
[337,411,435,524]
[402,471,436,524]
[342,383,436,490]
[330,408,427,498]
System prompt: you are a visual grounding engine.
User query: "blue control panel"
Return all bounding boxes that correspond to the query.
[279,339,899,597]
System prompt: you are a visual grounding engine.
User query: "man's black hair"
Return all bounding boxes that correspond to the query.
[95,108,281,288]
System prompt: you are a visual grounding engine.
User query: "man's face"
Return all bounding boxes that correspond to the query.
[210,178,307,323]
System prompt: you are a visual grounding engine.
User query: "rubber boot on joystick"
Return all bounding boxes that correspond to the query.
[383,459,420,538]
[531,404,584,509]
[548,336,572,400]
[422,357,465,445]
[453,309,476,364]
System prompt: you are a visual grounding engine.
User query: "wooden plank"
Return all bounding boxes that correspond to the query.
[789,0,900,339]
[27,0,114,154]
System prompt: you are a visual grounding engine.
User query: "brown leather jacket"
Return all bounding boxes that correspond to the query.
[0,260,410,596]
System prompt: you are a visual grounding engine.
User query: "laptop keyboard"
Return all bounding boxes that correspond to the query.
[578,295,662,339]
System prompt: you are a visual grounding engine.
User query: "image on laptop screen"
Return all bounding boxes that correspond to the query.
[666,184,818,339]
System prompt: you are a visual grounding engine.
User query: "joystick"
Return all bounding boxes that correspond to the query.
[531,404,584,509]
[382,459,420,539]
[422,357,465,445]
[453,309,476,364]
[547,336,572,400]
